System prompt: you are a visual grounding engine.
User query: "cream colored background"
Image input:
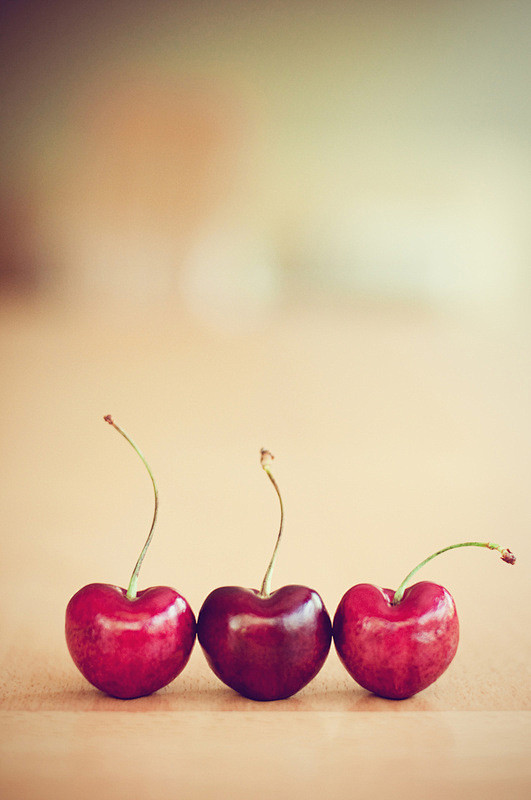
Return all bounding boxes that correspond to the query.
[1,1,531,797]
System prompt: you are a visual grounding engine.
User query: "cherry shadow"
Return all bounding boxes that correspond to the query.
[9,683,444,713]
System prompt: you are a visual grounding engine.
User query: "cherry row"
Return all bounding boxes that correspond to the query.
[65,416,515,701]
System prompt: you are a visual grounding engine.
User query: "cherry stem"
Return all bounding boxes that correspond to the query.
[392,541,516,605]
[259,449,284,597]
[104,415,158,600]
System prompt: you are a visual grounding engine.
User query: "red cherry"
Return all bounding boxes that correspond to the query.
[334,541,515,699]
[65,416,196,699]
[333,582,458,699]
[197,450,332,701]
[66,584,195,699]
[198,585,331,701]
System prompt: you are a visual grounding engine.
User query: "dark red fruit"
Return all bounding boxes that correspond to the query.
[198,584,331,701]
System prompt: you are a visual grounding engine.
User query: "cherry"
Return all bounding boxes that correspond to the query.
[333,541,516,699]
[65,416,196,699]
[197,450,332,701]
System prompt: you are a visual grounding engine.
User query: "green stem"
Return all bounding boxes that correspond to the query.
[392,541,516,605]
[259,449,284,597]
[104,415,158,600]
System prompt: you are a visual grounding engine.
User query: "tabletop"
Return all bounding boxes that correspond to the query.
[0,295,529,799]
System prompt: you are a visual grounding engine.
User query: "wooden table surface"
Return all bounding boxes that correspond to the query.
[1,296,529,798]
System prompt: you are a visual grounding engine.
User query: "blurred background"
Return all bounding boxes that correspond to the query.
[1,0,530,317]
[1,0,530,713]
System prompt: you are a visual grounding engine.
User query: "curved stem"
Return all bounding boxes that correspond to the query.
[104,415,158,600]
[259,449,284,597]
[392,541,515,605]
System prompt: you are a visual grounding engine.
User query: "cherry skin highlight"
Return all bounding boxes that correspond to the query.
[65,416,196,699]
[333,541,515,700]
[197,450,332,701]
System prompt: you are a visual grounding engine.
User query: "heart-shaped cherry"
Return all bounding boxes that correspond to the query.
[333,541,516,699]
[65,415,196,699]
[197,450,332,701]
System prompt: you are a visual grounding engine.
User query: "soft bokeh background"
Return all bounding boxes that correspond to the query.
[1,2,530,798]
[2,0,530,315]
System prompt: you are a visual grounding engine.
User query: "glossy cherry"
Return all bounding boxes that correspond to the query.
[65,416,196,699]
[333,541,515,699]
[197,450,332,701]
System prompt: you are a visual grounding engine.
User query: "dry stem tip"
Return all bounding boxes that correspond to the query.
[260,449,274,468]
[501,548,516,565]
